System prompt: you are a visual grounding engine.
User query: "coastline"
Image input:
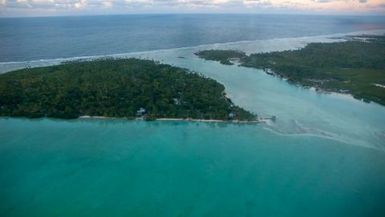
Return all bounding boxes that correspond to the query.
[1,29,385,74]
[196,34,385,107]
[79,116,262,124]
[259,67,385,106]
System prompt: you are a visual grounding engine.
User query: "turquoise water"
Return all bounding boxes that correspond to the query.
[1,118,385,217]
[1,15,385,216]
[136,33,385,150]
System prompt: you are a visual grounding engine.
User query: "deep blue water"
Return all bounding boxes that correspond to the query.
[1,14,385,217]
[1,14,385,62]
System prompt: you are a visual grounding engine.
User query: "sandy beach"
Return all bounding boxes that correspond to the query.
[79,116,260,124]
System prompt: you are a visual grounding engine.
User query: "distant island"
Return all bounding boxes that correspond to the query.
[0,58,256,121]
[196,35,385,106]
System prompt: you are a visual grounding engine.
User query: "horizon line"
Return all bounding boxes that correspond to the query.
[1,12,385,19]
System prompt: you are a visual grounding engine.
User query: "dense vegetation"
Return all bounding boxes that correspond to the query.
[196,35,385,105]
[0,58,256,120]
[195,50,246,65]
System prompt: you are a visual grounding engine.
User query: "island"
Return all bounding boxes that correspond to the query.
[0,58,256,121]
[196,35,385,106]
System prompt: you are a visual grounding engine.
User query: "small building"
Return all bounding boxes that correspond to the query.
[228,112,236,119]
[136,107,146,116]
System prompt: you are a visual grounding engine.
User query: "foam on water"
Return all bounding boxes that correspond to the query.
[1,29,384,73]
[1,23,385,216]
[139,30,385,150]
[1,118,385,217]
[1,29,385,150]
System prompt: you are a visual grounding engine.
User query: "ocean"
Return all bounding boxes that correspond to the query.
[1,14,385,62]
[1,14,385,217]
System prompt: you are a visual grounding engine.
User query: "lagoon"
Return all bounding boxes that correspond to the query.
[1,14,385,216]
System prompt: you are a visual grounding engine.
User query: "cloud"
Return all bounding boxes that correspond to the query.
[0,0,274,9]
[313,0,333,3]
[313,0,368,3]
[2,0,90,9]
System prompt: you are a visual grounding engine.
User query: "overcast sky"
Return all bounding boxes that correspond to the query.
[0,0,385,17]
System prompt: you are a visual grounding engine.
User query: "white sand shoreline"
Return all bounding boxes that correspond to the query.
[78,116,261,124]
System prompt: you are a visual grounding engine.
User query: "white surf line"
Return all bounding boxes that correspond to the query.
[1,28,384,74]
[261,124,385,153]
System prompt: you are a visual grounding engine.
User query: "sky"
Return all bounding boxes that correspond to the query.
[0,0,385,17]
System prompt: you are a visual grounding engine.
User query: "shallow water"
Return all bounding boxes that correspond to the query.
[1,118,385,217]
[1,15,385,216]
[135,31,385,150]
